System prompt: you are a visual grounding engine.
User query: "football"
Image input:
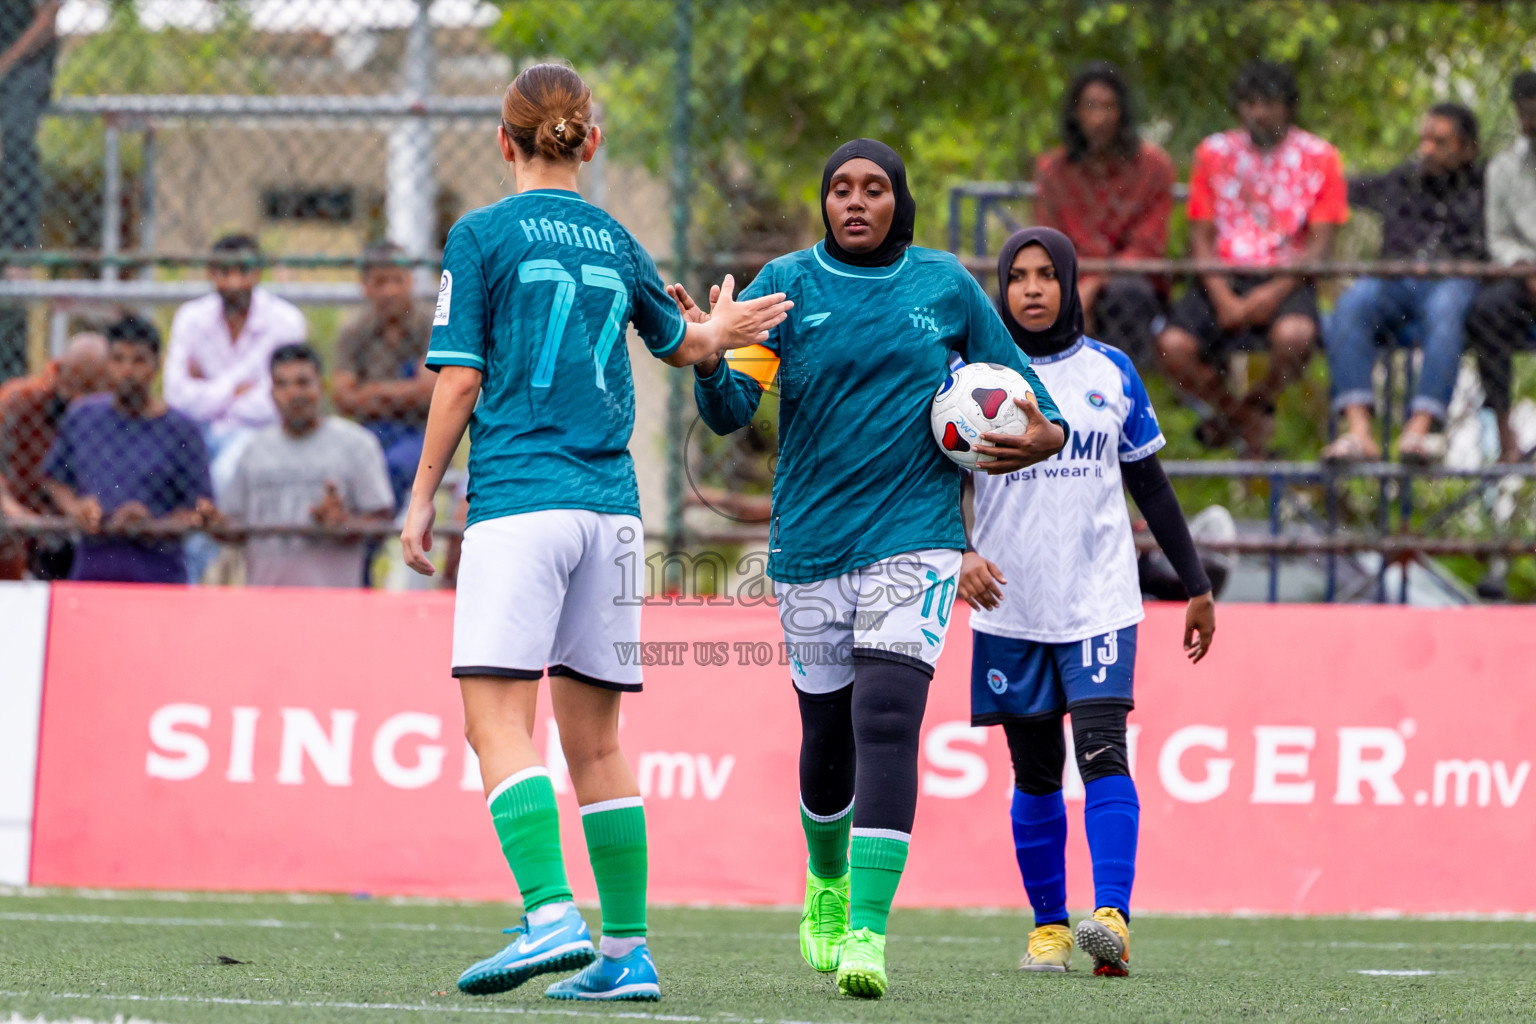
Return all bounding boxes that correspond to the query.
[930,361,1034,469]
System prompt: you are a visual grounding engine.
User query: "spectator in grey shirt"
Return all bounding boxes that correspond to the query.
[1466,70,1536,462]
[218,344,393,587]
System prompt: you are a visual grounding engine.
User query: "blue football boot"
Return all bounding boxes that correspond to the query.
[457,904,597,995]
[544,942,661,1001]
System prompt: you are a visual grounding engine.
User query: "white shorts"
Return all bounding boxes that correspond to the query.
[453,509,644,691]
[774,548,963,695]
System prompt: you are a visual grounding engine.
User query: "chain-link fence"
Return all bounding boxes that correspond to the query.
[0,0,506,588]
[2,0,1535,601]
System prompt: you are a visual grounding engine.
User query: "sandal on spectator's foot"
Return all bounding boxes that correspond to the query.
[1397,431,1446,466]
[1320,433,1379,464]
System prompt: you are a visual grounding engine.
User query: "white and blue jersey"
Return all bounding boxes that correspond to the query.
[970,338,1163,644]
[968,338,1163,722]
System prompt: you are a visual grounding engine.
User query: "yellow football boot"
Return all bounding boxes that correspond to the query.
[1018,922,1073,972]
[1075,907,1130,976]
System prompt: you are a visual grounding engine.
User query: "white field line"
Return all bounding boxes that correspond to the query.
[5,1019,145,1024]
[1356,969,1456,976]
[6,889,1536,922]
[0,992,861,1024]
[10,913,1536,950]
[0,914,1006,944]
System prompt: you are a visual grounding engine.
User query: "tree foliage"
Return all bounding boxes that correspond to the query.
[489,0,1536,249]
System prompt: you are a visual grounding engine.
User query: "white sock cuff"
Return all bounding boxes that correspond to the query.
[526,900,575,927]
[486,765,551,809]
[600,934,646,958]
[579,796,644,816]
[851,826,911,844]
[800,797,854,823]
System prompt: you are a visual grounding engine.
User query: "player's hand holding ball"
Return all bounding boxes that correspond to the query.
[977,393,1065,475]
[958,550,1007,611]
[931,362,1065,475]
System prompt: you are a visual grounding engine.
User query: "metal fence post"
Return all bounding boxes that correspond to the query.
[664,0,694,552]
[390,0,437,286]
[1267,473,1282,603]
[101,115,121,284]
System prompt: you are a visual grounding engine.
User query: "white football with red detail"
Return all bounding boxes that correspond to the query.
[930,361,1033,469]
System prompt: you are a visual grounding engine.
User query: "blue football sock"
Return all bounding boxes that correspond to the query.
[1084,774,1139,920]
[1010,788,1068,927]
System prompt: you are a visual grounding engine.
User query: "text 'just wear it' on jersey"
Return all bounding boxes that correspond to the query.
[426,189,686,527]
[969,337,1165,644]
[694,241,1070,585]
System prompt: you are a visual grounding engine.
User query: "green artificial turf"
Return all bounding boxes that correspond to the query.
[1,889,1533,1023]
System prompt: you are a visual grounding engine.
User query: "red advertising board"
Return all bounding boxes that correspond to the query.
[30,583,1536,913]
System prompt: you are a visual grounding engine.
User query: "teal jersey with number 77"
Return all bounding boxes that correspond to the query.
[427,189,686,527]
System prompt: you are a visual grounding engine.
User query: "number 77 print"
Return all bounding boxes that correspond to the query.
[518,258,630,390]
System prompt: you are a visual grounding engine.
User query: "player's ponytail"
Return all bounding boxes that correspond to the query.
[501,63,594,162]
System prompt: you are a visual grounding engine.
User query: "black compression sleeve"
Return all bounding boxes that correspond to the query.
[1122,454,1212,598]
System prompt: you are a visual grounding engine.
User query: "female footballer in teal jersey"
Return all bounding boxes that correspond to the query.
[672,139,1069,999]
[400,64,791,1003]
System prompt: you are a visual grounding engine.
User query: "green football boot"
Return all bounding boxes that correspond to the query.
[798,870,850,972]
[836,927,888,999]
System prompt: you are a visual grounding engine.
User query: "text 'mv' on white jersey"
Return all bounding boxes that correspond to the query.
[968,337,1165,644]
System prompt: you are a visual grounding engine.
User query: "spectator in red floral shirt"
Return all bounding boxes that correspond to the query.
[1036,62,1174,368]
[1156,62,1349,456]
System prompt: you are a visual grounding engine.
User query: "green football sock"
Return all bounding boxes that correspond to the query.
[849,830,910,934]
[487,767,572,913]
[581,797,648,938]
[801,798,853,879]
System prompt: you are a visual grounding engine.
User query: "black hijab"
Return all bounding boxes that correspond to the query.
[820,138,916,268]
[996,226,1084,358]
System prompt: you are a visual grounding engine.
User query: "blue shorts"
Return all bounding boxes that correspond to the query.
[970,626,1137,725]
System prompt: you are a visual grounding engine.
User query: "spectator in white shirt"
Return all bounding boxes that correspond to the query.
[164,234,308,450]
[1466,71,1536,463]
[216,344,394,588]
[165,233,307,582]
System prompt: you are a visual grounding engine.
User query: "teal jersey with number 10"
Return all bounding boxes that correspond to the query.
[427,189,686,527]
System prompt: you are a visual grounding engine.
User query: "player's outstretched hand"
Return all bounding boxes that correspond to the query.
[975,395,1066,475]
[958,551,1007,611]
[710,274,793,350]
[1184,591,1216,663]
[400,495,437,577]
[667,282,720,325]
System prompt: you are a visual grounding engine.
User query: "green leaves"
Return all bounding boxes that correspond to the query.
[486,0,1536,250]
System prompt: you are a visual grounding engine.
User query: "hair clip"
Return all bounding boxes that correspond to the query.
[554,118,567,135]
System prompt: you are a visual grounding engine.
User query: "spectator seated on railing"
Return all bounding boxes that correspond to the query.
[1466,70,1536,464]
[1034,61,1173,369]
[213,344,393,588]
[41,316,214,584]
[1321,103,1485,465]
[330,242,434,510]
[1155,61,1348,458]
[0,331,107,579]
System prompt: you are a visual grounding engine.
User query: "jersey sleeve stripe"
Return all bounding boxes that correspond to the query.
[651,316,686,359]
[1120,434,1166,463]
[425,350,486,368]
[725,343,780,389]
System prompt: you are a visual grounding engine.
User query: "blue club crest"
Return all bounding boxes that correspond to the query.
[986,668,1008,694]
